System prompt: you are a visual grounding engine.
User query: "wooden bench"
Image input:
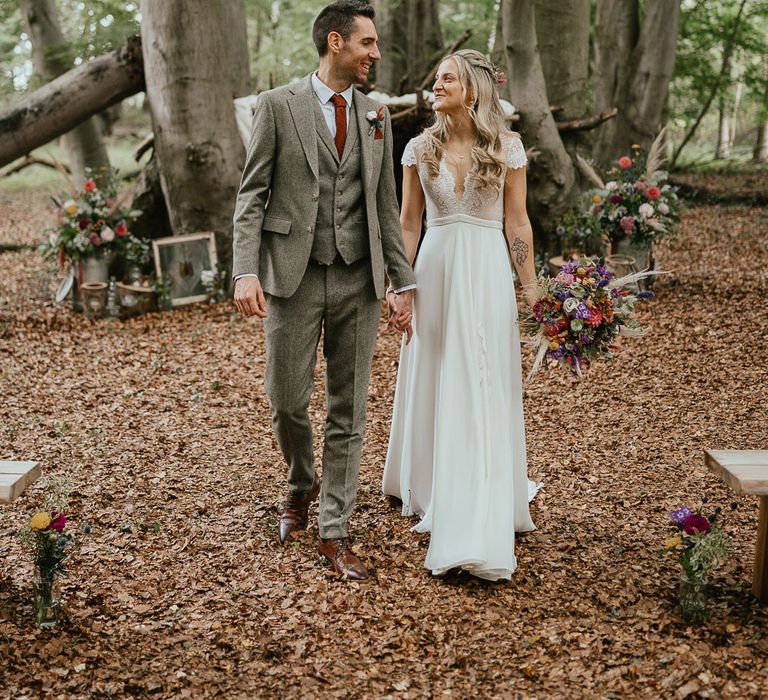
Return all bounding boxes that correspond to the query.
[0,461,41,503]
[705,449,768,604]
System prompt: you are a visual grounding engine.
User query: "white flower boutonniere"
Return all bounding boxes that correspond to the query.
[366,107,385,140]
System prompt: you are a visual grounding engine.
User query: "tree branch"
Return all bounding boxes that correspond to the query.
[556,107,618,132]
[415,29,472,92]
[0,154,71,177]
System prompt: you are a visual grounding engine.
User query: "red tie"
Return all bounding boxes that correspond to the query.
[331,94,347,158]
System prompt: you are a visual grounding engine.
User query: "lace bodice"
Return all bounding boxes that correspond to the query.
[402,133,527,226]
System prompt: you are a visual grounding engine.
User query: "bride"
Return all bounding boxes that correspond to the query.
[383,49,539,581]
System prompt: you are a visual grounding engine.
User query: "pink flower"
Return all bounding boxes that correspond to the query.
[49,511,67,533]
[683,514,710,535]
[647,186,661,200]
[100,226,115,243]
[84,178,97,193]
[592,204,602,215]
[635,181,646,190]
[115,222,128,237]
[89,232,102,246]
[619,216,636,233]
[618,156,633,169]
[555,272,575,284]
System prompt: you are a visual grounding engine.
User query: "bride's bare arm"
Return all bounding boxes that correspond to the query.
[503,166,538,301]
[400,164,425,266]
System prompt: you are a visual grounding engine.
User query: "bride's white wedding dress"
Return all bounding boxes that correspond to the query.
[383,132,538,581]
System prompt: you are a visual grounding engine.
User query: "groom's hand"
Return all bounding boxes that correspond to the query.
[234,277,267,318]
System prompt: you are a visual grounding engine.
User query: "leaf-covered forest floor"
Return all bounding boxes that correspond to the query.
[1,172,767,699]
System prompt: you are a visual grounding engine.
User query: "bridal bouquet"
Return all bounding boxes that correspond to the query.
[526,257,660,377]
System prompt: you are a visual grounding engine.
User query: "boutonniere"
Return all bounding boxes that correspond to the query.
[366,107,385,140]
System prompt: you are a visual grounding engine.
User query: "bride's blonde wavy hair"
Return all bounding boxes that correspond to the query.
[420,49,511,197]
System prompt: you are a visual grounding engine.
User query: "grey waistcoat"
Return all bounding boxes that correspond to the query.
[311,98,369,265]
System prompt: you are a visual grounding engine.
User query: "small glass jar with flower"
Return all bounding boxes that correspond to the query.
[17,477,89,628]
[664,499,734,623]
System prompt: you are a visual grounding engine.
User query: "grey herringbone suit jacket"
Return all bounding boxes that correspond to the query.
[231,74,415,298]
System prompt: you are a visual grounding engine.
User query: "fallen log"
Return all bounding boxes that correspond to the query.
[0,36,144,168]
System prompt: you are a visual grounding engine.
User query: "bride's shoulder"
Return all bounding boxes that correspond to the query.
[402,133,428,167]
[499,130,527,169]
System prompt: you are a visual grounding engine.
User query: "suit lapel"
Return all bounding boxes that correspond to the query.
[354,90,376,191]
[287,75,319,179]
[313,98,339,163]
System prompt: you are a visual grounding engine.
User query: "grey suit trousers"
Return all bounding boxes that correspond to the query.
[264,256,380,539]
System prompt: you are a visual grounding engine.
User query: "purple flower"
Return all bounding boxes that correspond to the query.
[575,302,591,320]
[626,184,635,194]
[670,506,693,524]
[637,290,654,299]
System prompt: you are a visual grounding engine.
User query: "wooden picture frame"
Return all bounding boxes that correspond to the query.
[152,232,218,307]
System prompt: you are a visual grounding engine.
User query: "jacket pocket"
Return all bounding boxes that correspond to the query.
[263,215,291,235]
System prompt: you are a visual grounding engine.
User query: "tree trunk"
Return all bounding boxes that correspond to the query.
[374,0,443,94]
[754,120,768,163]
[716,53,731,159]
[593,0,681,165]
[140,0,249,279]
[502,0,577,238]
[534,0,591,120]
[21,0,110,184]
[716,98,731,159]
[0,38,144,169]
[729,79,743,148]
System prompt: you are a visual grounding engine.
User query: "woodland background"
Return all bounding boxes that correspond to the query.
[1,1,767,698]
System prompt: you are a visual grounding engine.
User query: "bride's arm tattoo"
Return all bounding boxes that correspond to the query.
[511,238,529,266]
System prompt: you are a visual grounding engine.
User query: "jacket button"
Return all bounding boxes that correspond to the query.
[306,226,312,233]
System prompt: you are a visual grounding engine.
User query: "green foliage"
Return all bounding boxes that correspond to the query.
[671,0,768,144]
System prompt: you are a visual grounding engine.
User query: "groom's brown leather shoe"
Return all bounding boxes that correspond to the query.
[278,475,320,544]
[317,538,370,581]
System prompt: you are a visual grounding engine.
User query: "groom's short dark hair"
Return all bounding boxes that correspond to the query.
[313,1,375,57]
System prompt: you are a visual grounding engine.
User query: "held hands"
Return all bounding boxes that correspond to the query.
[387,288,414,344]
[234,277,267,318]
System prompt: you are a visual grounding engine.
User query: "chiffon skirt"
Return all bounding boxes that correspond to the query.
[383,214,537,581]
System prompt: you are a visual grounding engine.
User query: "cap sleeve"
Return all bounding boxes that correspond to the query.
[505,135,527,170]
[401,138,418,167]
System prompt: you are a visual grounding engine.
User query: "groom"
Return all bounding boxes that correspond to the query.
[232,0,415,580]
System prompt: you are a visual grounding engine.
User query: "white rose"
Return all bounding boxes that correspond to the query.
[638,203,654,218]
[366,110,377,122]
[100,226,115,242]
[658,202,670,215]
[606,181,618,191]
[200,269,215,285]
[563,298,579,314]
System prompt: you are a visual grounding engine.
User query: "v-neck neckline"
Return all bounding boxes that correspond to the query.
[441,155,472,203]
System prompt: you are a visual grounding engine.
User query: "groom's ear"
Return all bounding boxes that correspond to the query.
[327,30,344,54]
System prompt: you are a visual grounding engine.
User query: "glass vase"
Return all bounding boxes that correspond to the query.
[678,573,708,623]
[33,566,62,628]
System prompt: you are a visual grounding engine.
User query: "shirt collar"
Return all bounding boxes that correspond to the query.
[311,72,354,106]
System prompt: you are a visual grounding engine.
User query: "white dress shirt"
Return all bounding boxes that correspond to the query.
[236,72,415,295]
